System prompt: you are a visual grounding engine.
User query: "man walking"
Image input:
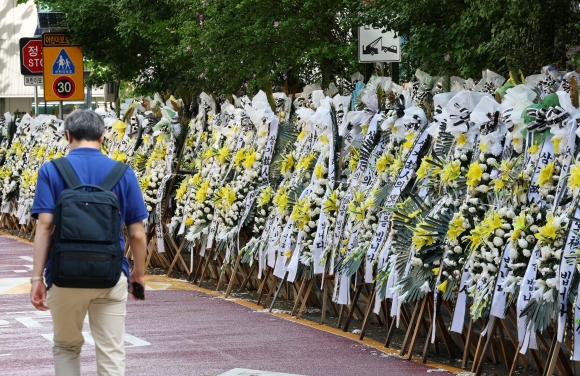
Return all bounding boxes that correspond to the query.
[29,110,148,376]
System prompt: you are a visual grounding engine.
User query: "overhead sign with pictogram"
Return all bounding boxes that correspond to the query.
[42,33,84,101]
[19,38,43,75]
[358,25,401,63]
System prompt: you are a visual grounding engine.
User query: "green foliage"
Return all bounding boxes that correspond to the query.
[351,0,580,79]
[36,0,580,95]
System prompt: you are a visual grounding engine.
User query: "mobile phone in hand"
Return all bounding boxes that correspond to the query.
[132,282,145,300]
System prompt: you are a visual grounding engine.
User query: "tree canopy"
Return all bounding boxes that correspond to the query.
[29,0,580,95]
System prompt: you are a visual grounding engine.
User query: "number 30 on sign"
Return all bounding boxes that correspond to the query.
[53,77,76,99]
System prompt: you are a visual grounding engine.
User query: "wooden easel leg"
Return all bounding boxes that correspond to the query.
[359,284,376,340]
[462,318,475,368]
[400,295,429,359]
[197,248,214,287]
[256,267,272,306]
[296,279,315,319]
[336,305,345,329]
[342,283,363,332]
[238,263,258,291]
[399,301,422,356]
[224,254,242,298]
[291,275,309,316]
[473,318,500,375]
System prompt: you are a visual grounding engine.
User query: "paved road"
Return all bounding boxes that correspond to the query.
[0,235,455,375]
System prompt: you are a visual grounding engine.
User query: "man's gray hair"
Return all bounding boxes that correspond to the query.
[64,110,105,141]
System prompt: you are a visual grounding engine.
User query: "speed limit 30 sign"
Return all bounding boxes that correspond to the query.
[42,33,84,101]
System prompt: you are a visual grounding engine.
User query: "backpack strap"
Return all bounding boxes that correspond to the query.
[52,158,81,189]
[100,162,128,191]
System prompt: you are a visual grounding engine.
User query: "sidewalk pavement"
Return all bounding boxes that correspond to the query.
[0,234,460,375]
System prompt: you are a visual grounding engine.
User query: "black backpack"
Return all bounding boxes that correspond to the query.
[50,158,128,288]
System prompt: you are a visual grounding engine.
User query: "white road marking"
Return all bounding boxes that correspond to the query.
[19,256,33,262]
[0,278,29,293]
[15,317,42,328]
[41,332,150,347]
[12,270,27,273]
[125,333,151,347]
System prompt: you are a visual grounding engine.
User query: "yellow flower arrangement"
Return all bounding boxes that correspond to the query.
[195,181,210,202]
[527,140,539,154]
[233,148,245,166]
[416,157,432,180]
[376,153,394,174]
[216,146,230,165]
[568,162,580,192]
[412,222,435,249]
[257,186,272,207]
[296,152,316,171]
[534,213,558,243]
[273,187,289,213]
[466,161,483,188]
[323,189,340,213]
[314,163,325,180]
[243,148,258,169]
[441,160,461,184]
[447,214,466,242]
[510,212,527,241]
[280,153,295,175]
[537,161,555,187]
[175,180,188,200]
[290,198,311,229]
[402,131,415,149]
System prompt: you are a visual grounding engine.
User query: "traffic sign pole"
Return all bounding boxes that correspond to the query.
[34,86,38,116]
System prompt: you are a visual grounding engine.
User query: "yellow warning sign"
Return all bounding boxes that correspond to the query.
[43,45,84,101]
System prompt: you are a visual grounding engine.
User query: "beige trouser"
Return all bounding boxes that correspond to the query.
[47,274,128,376]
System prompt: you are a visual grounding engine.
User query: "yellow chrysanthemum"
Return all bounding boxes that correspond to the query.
[457,133,467,147]
[314,163,325,179]
[323,190,340,213]
[416,157,432,180]
[233,148,246,167]
[195,181,210,202]
[319,134,329,145]
[290,198,311,229]
[553,137,561,153]
[243,148,258,169]
[297,152,316,171]
[568,162,580,191]
[280,153,295,175]
[537,161,555,187]
[376,153,394,174]
[510,211,527,241]
[466,162,483,188]
[185,218,194,226]
[447,214,466,242]
[216,146,230,165]
[257,186,272,207]
[402,131,415,149]
[388,157,403,176]
[441,160,461,183]
[297,130,306,140]
[412,223,435,249]
[527,140,539,154]
[175,180,188,201]
[273,187,289,213]
[535,213,558,243]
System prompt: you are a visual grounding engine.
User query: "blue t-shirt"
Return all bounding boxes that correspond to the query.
[31,147,149,288]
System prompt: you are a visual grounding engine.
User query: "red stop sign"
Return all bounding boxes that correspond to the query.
[20,39,43,74]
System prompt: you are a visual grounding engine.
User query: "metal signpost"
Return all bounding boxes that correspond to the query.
[42,33,84,118]
[19,38,43,116]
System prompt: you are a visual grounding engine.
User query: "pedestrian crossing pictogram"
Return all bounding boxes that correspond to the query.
[52,48,75,75]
